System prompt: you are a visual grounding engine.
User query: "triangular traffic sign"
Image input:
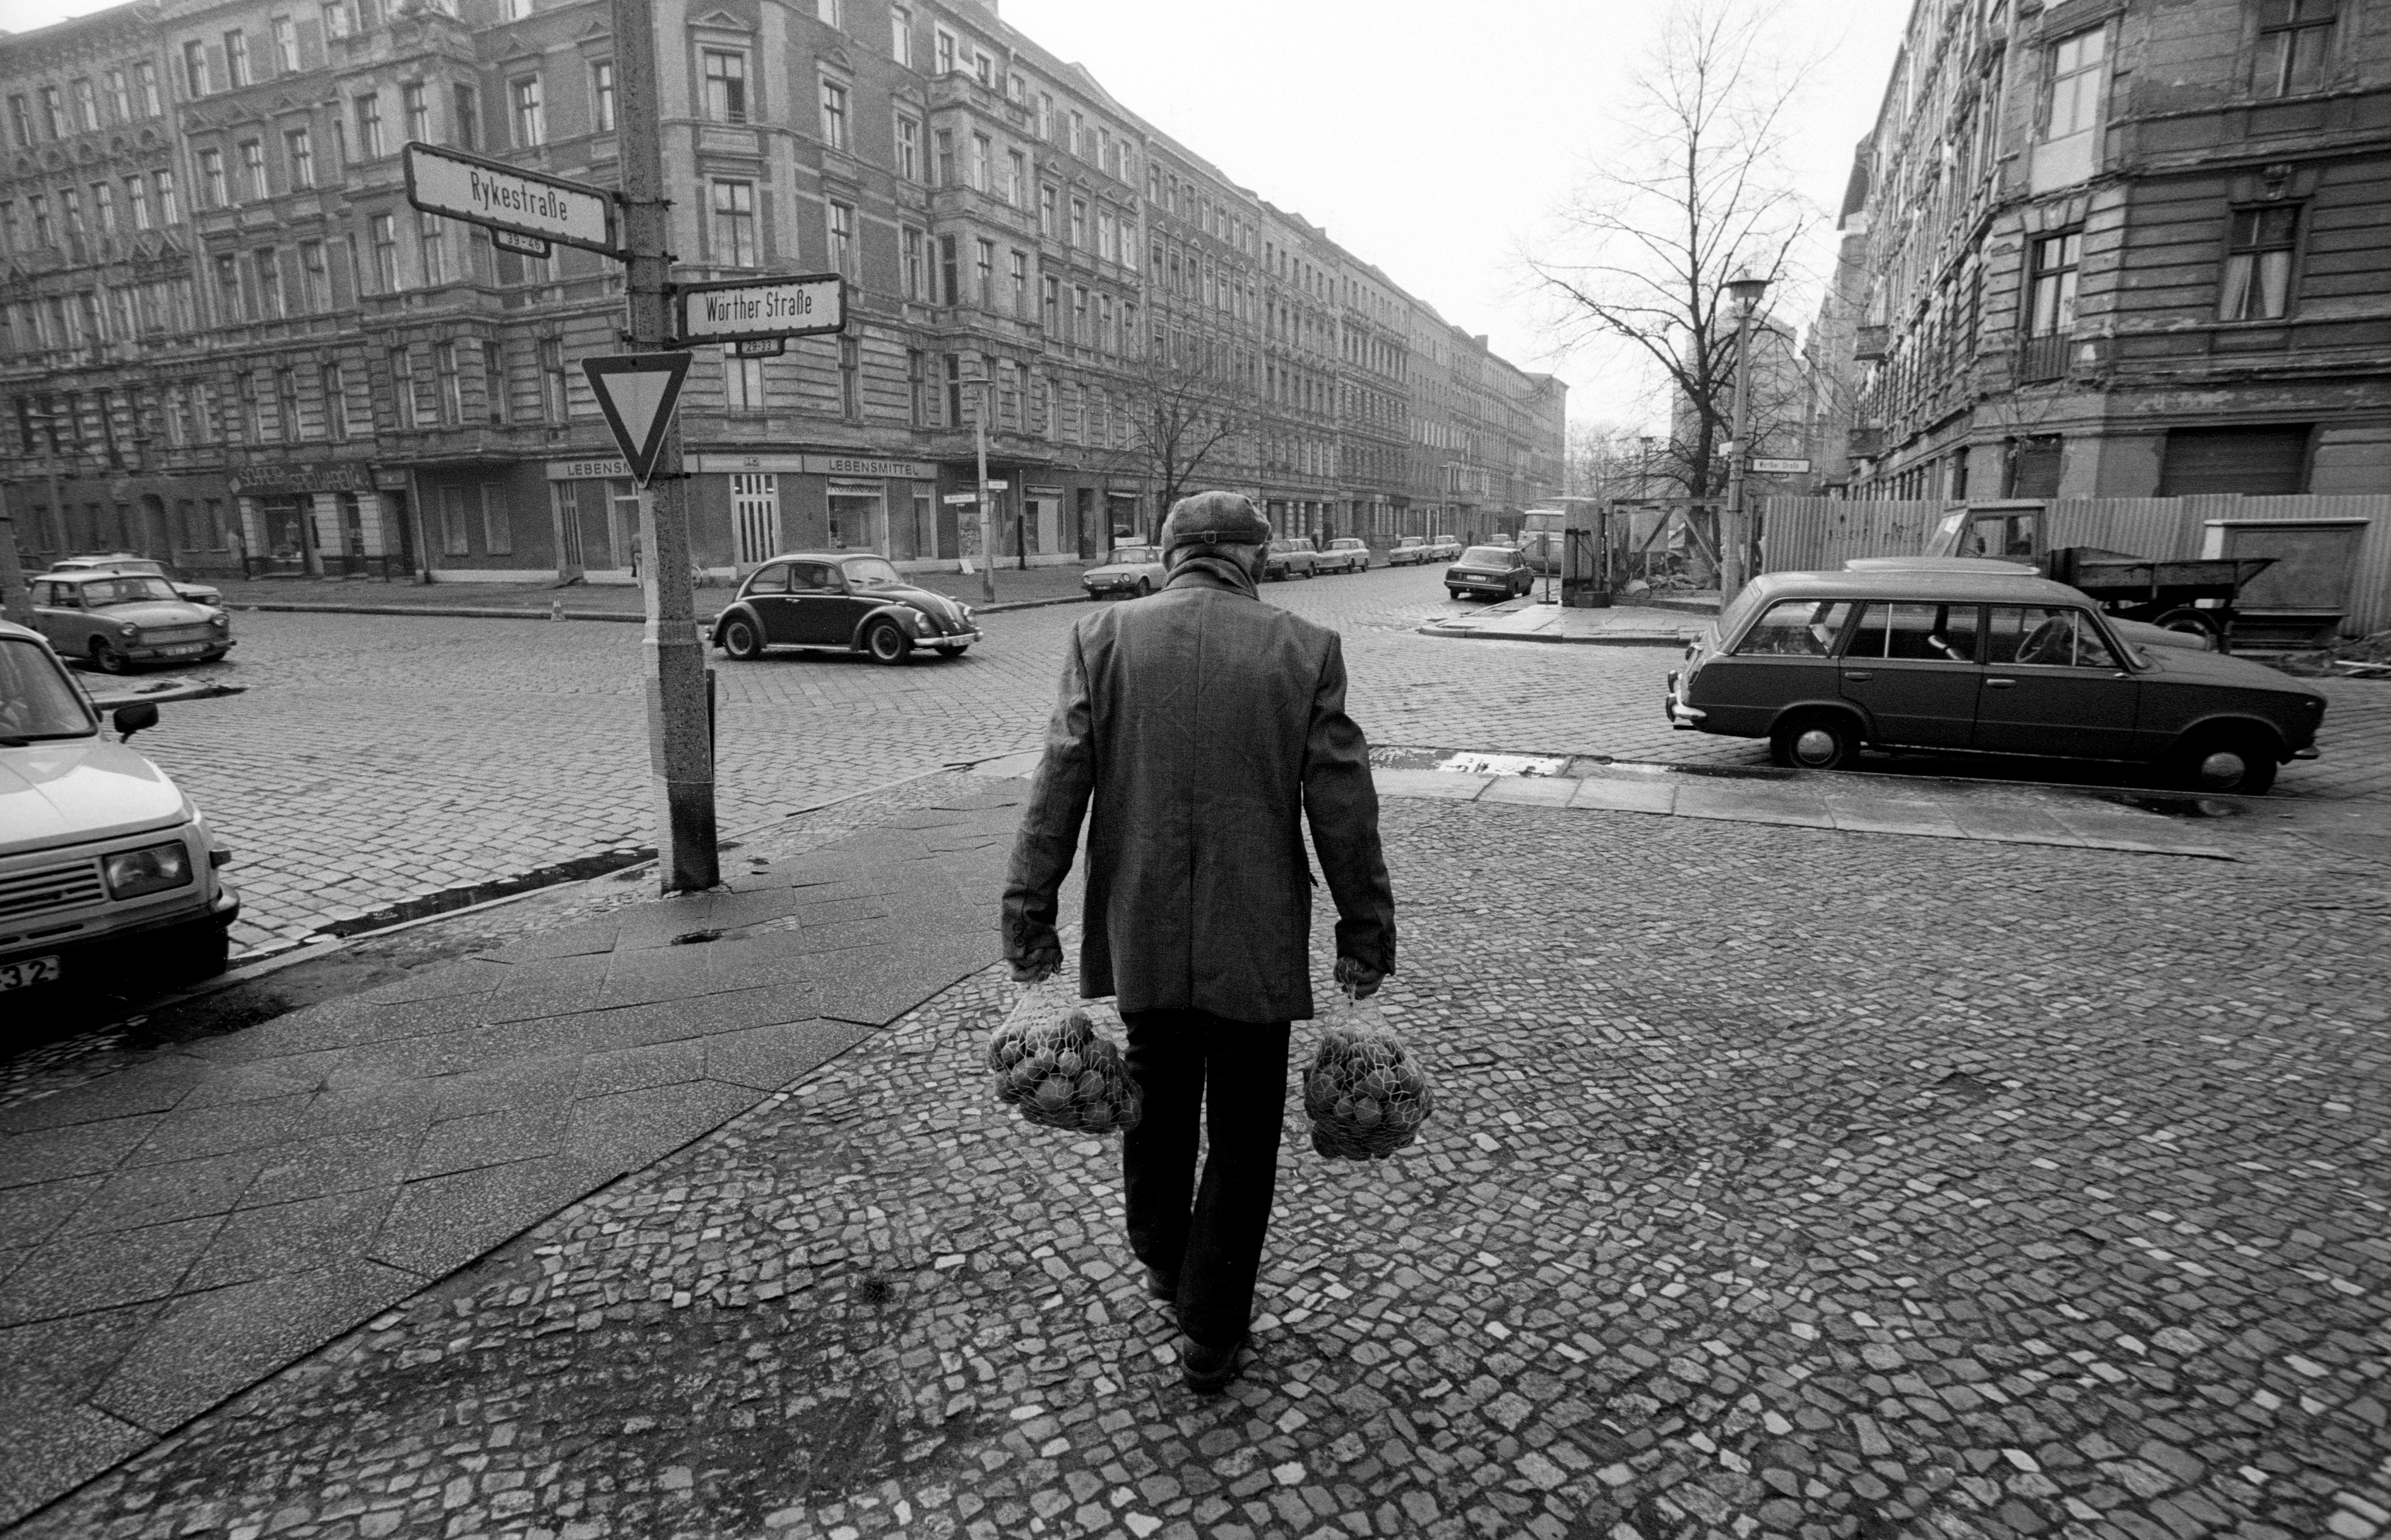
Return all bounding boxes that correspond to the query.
[582,351,693,487]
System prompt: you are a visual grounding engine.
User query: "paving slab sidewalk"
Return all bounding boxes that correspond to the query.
[1416,598,1705,647]
[0,782,1040,1525]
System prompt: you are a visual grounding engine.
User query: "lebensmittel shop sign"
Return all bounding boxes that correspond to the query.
[402,142,617,255]
[676,274,847,343]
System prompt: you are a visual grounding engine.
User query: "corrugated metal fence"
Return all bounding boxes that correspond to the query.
[1761,494,2391,636]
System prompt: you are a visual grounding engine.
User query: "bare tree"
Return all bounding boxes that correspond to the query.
[1089,302,1261,537]
[1527,1,1817,502]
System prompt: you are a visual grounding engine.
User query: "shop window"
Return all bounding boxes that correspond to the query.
[439,486,470,555]
[481,486,511,555]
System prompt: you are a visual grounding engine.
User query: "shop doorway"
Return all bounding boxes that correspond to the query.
[732,473,780,565]
[828,482,885,554]
[1027,492,1062,563]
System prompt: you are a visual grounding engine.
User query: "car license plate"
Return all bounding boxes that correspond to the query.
[161,643,204,656]
[0,955,62,991]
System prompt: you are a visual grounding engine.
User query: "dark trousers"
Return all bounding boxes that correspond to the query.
[1120,1009,1291,1350]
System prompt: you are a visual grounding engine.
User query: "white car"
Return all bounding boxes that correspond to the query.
[44,553,224,608]
[1320,538,1372,574]
[0,620,238,1000]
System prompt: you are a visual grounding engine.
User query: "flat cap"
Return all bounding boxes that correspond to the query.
[1158,491,1271,557]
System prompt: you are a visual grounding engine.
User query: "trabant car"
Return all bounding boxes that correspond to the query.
[1387,536,1431,566]
[1,619,239,1000]
[1320,538,1372,575]
[45,554,223,608]
[1083,543,1167,599]
[1445,546,1536,601]
[1664,569,2326,794]
[1263,539,1319,582]
[1424,535,1462,562]
[32,573,235,674]
[712,553,979,664]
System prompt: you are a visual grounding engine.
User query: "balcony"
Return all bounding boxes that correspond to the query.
[2017,332,2071,384]
[1848,426,1885,458]
[1853,325,1888,362]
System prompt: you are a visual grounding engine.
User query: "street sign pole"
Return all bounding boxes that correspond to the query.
[973,382,995,605]
[613,0,716,894]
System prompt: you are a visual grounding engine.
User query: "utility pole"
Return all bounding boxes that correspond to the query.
[613,0,717,893]
[973,378,995,605]
[0,488,32,629]
[1721,271,1770,604]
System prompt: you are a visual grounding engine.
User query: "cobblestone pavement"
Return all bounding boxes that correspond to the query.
[116,567,2391,958]
[13,784,2391,1540]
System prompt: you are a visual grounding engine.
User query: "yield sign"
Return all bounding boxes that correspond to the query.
[581,352,693,487]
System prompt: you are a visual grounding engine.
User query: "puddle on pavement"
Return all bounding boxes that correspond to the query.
[1436,751,1570,777]
[2095,793,2250,820]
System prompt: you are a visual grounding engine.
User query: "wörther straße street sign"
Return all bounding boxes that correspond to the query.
[402,142,618,255]
[676,274,847,344]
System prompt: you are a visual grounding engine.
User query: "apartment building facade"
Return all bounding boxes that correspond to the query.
[0,0,1560,582]
[1832,0,2391,504]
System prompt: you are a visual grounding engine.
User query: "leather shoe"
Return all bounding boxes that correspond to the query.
[1144,1266,1177,1304]
[1179,1333,1243,1394]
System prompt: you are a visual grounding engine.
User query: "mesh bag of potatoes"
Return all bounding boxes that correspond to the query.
[986,982,1144,1135]
[1303,1001,1434,1161]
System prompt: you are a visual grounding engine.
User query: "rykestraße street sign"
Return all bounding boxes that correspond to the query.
[581,352,692,487]
[402,142,617,255]
[677,274,847,344]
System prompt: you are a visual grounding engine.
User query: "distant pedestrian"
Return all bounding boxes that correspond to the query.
[1002,490,1397,1392]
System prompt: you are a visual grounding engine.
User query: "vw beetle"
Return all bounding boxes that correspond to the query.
[712,553,980,664]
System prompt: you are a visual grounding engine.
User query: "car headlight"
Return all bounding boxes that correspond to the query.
[104,840,193,899]
[118,622,139,637]
[210,614,230,629]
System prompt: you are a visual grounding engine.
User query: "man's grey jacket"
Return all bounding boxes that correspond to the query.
[1002,564,1397,1024]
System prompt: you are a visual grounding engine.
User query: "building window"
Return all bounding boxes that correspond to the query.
[1069,196,1087,249]
[272,15,300,73]
[439,487,469,555]
[403,81,429,142]
[934,27,955,75]
[29,193,50,246]
[1098,208,1117,264]
[2046,28,2105,140]
[2254,0,2337,97]
[155,170,178,224]
[482,341,506,422]
[1073,284,1089,344]
[369,212,398,290]
[820,77,848,148]
[890,4,912,65]
[418,214,446,284]
[199,148,228,208]
[321,0,351,39]
[126,176,151,230]
[2221,206,2299,320]
[288,128,314,187]
[225,30,252,88]
[944,353,962,424]
[452,82,481,148]
[236,371,261,439]
[710,180,755,266]
[275,368,298,440]
[184,42,210,98]
[973,50,992,87]
[134,62,161,117]
[895,114,920,180]
[938,234,958,305]
[726,355,765,411]
[435,341,462,423]
[355,92,385,157]
[969,132,989,192]
[902,225,926,299]
[540,336,566,421]
[1068,109,1084,155]
[906,348,928,425]
[323,362,348,439]
[840,335,860,419]
[975,237,993,307]
[105,69,130,122]
[93,182,115,234]
[299,239,328,310]
[1008,149,1026,208]
[1009,249,1029,317]
[828,199,856,278]
[1039,183,1056,237]
[933,128,954,186]
[255,249,285,317]
[703,51,747,123]
[73,79,99,132]
[588,64,612,134]
[1037,92,1053,140]
[1041,273,1058,330]
[476,488,511,555]
[241,139,269,201]
[390,346,417,427]
[510,76,542,146]
[2026,231,2080,339]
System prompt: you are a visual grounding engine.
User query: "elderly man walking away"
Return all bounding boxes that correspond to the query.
[1002,490,1397,1393]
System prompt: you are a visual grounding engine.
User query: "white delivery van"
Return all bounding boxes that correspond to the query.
[0,617,237,1001]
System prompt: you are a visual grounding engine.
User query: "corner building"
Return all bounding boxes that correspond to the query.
[0,0,1561,582]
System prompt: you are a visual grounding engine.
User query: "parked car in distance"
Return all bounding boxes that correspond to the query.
[1664,568,2326,794]
[1445,546,1536,601]
[1424,535,1463,562]
[1083,543,1167,599]
[1320,538,1372,574]
[712,553,980,664]
[31,573,235,674]
[1388,536,1431,566]
[1264,538,1319,582]
[1843,556,2213,651]
[44,554,223,608]
[0,620,239,1000]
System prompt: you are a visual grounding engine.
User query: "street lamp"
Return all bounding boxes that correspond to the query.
[1722,270,1771,602]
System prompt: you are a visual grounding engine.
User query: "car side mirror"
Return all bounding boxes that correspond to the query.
[113,702,158,740]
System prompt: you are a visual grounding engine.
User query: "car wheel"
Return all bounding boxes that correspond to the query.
[1770,712,1863,771]
[1448,588,1464,601]
[865,620,912,665]
[1134,579,1152,598]
[2171,729,2278,795]
[719,616,765,661]
[89,637,131,674]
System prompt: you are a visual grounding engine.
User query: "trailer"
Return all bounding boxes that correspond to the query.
[2042,546,2277,653]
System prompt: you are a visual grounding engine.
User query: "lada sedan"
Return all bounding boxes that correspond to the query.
[1264,539,1319,582]
[1445,546,1536,601]
[1386,536,1430,566]
[33,573,235,673]
[1664,570,2326,794]
[1082,543,1166,599]
[1320,538,1373,574]
[712,553,980,664]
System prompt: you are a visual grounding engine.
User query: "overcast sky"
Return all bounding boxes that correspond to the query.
[0,0,1914,431]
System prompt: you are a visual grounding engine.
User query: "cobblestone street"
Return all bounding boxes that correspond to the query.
[10,773,2389,1540]
[113,566,2391,955]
